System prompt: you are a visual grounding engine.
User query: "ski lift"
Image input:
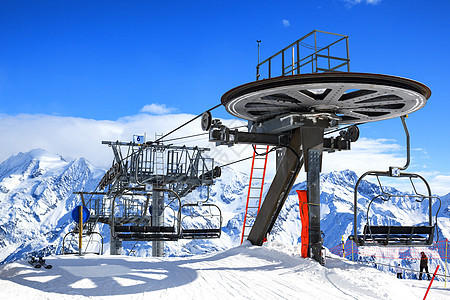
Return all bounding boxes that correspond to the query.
[62,231,104,255]
[350,116,441,247]
[112,187,182,241]
[180,202,222,239]
[62,205,104,254]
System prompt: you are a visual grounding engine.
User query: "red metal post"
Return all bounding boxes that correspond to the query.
[423,265,440,300]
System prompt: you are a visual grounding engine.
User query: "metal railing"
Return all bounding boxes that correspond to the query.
[256,30,350,80]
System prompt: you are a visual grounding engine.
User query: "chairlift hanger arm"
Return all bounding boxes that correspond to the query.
[400,116,410,170]
[389,116,410,175]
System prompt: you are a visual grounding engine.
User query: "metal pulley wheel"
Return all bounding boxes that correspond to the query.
[347,125,360,142]
[201,111,212,131]
[221,73,431,125]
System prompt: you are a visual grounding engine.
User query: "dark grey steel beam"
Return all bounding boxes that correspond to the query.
[307,149,323,263]
[247,129,303,246]
[300,126,325,264]
[210,125,350,151]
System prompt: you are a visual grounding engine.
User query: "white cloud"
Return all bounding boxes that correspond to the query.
[281,19,290,27]
[322,137,404,175]
[425,174,450,196]
[140,103,175,115]
[343,0,381,6]
[0,112,447,195]
[0,113,246,170]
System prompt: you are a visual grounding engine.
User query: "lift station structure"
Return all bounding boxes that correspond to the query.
[205,30,432,263]
[72,139,222,256]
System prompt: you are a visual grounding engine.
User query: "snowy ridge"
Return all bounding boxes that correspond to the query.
[0,149,449,265]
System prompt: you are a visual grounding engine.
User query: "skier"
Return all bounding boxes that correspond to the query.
[419,251,431,280]
[395,263,402,279]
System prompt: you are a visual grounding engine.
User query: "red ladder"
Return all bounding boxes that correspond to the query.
[241,145,269,244]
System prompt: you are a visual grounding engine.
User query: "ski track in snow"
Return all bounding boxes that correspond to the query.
[0,243,448,300]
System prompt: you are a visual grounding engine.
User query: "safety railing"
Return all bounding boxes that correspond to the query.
[256,30,350,80]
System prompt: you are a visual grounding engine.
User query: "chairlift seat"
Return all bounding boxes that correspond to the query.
[351,225,434,246]
[114,225,176,233]
[115,233,180,241]
[114,225,179,241]
[181,228,221,239]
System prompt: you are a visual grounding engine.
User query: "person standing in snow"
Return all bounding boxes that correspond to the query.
[395,263,402,279]
[419,252,431,280]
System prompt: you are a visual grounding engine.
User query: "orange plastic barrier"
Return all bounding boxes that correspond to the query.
[297,190,309,258]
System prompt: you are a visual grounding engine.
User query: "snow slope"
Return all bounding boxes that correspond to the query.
[0,242,447,299]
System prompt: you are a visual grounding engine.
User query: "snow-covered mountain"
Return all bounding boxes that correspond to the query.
[0,149,449,265]
[0,149,104,264]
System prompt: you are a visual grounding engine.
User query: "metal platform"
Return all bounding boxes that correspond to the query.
[221,73,431,125]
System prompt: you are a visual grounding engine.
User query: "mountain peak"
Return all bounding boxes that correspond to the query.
[321,169,358,186]
[0,149,68,179]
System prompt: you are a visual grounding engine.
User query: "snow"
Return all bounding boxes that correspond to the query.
[0,149,449,298]
[0,242,448,299]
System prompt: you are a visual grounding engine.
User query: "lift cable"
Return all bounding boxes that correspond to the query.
[162,125,247,143]
[219,146,278,168]
[215,122,363,169]
[153,103,223,144]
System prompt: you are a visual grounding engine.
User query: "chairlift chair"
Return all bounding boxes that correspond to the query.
[62,229,104,255]
[350,116,441,247]
[180,202,222,239]
[350,170,441,247]
[111,187,182,241]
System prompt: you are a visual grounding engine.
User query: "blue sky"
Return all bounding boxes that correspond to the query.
[0,0,449,193]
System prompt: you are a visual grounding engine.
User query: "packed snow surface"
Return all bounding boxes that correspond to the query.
[0,242,447,300]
